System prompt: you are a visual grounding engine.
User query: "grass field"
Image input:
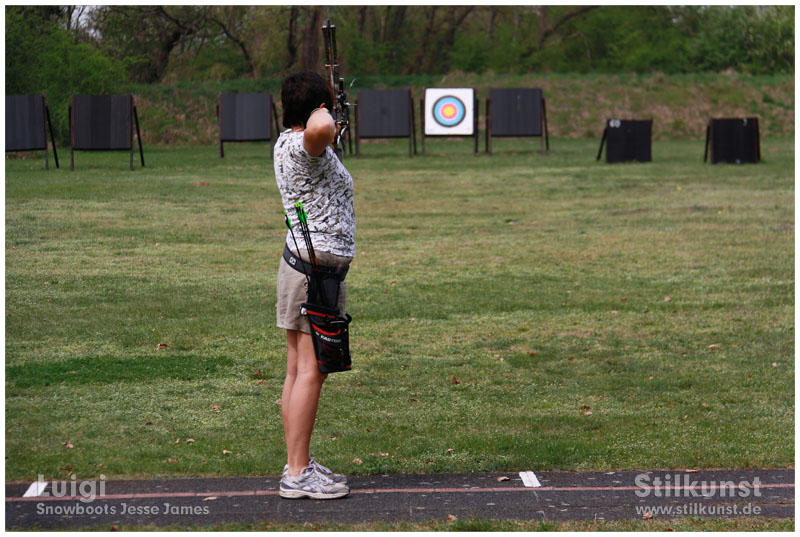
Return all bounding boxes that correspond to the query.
[5,136,794,492]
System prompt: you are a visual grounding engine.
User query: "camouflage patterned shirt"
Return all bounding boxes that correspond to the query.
[274,130,355,258]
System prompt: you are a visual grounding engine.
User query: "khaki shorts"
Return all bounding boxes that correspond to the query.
[276,248,351,333]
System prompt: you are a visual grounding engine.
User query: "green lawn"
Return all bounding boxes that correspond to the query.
[5,137,794,485]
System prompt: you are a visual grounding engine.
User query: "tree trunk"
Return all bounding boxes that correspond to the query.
[285,6,299,70]
[486,6,496,41]
[142,6,203,83]
[64,5,75,31]
[380,6,389,43]
[408,7,438,73]
[148,28,183,82]
[299,7,322,71]
[385,5,407,43]
[358,6,368,37]
[437,6,474,73]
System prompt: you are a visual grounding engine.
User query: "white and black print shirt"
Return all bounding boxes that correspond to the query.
[274,130,356,258]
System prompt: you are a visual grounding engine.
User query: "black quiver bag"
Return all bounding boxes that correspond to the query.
[301,300,352,374]
[282,243,352,374]
[302,268,352,374]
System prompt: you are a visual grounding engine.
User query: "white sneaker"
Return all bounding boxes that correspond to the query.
[283,457,348,484]
[310,456,348,484]
[279,465,349,499]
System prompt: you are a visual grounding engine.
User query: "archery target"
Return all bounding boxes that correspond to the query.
[433,96,465,127]
[425,88,474,136]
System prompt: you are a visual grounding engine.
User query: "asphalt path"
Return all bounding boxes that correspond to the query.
[5,468,794,529]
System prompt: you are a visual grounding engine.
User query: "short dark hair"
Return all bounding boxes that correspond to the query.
[281,71,334,129]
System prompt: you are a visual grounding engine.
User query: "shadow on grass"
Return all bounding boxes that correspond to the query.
[6,354,233,389]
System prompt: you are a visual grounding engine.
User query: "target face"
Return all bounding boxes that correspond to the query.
[433,96,466,127]
[425,88,474,136]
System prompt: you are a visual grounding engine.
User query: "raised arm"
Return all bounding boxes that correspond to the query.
[303,106,336,157]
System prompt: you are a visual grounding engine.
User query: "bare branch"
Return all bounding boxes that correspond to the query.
[538,6,599,47]
[208,12,255,76]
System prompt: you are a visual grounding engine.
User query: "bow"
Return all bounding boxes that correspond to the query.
[321,19,352,158]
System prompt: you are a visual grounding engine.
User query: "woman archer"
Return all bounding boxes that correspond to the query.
[273,71,355,500]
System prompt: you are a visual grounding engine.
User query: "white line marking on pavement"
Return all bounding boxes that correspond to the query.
[519,471,541,487]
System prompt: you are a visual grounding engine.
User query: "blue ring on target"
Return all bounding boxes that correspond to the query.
[432,96,466,127]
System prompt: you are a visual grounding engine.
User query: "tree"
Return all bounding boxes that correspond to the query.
[10,4,792,90]
[206,6,258,77]
[87,6,210,83]
[690,6,794,74]
[6,6,126,140]
[283,6,325,71]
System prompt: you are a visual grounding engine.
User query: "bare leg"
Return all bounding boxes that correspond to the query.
[281,330,299,452]
[282,329,327,477]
